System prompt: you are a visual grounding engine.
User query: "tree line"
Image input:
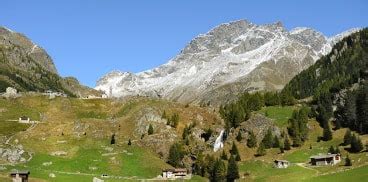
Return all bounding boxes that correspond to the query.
[282,28,368,100]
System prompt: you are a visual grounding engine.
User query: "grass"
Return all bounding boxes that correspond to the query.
[1,95,368,181]
[258,106,295,127]
[4,144,170,181]
[304,165,368,182]
[115,101,139,117]
[239,160,315,181]
[0,97,43,121]
[0,96,212,181]
[0,121,30,137]
[76,111,109,119]
[237,118,368,181]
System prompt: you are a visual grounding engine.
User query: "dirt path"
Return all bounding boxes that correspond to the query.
[295,163,320,174]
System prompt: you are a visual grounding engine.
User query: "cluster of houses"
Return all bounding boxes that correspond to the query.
[274,153,341,168]
[8,153,341,181]
[9,169,190,181]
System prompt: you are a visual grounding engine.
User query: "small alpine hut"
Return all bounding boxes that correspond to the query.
[162,168,189,179]
[274,160,290,168]
[18,116,30,124]
[310,154,341,166]
[10,170,30,182]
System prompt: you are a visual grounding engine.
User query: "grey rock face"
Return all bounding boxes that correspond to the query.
[96,20,359,105]
[0,27,57,74]
[240,114,281,142]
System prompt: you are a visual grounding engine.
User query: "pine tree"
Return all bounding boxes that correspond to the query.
[280,145,285,153]
[287,107,309,147]
[168,142,185,167]
[317,92,333,120]
[235,153,241,162]
[343,129,352,146]
[210,158,226,182]
[110,134,116,145]
[345,155,352,166]
[350,134,364,153]
[292,135,302,147]
[182,125,190,140]
[335,146,340,154]
[273,135,280,148]
[226,155,240,182]
[221,150,228,160]
[317,105,329,127]
[247,131,257,148]
[334,118,342,130]
[230,142,239,156]
[128,139,132,146]
[344,93,357,129]
[192,152,206,177]
[170,113,179,128]
[148,124,154,135]
[323,122,333,141]
[284,136,291,150]
[236,130,243,142]
[262,128,274,149]
[256,143,266,156]
[230,142,241,161]
[357,86,368,133]
[328,146,335,154]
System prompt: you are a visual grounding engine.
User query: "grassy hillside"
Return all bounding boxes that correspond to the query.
[258,106,295,127]
[1,95,367,181]
[235,112,368,181]
[0,95,219,181]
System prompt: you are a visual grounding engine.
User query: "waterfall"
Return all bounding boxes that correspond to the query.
[213,130,224,152]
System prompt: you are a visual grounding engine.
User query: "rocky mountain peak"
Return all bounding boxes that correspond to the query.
[96,20,359,105]
[0,26,100,97]
[0,26,58,74]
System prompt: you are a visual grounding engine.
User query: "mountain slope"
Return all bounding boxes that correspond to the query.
[96,20,359,105]
[0,27,100,97]
[282,28,368,99]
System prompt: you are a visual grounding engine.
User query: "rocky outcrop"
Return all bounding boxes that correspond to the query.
[134,107,178,158]
[239,114,281,142]
[0,144,27,163]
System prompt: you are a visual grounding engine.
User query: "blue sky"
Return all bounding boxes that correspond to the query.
[1,0,367,87]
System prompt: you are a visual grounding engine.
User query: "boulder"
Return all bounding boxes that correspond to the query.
[49,173,56,178]
[50,151,67,156]
[2,87,19,98]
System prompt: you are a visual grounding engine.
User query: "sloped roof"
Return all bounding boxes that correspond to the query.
[310,154,338,159]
